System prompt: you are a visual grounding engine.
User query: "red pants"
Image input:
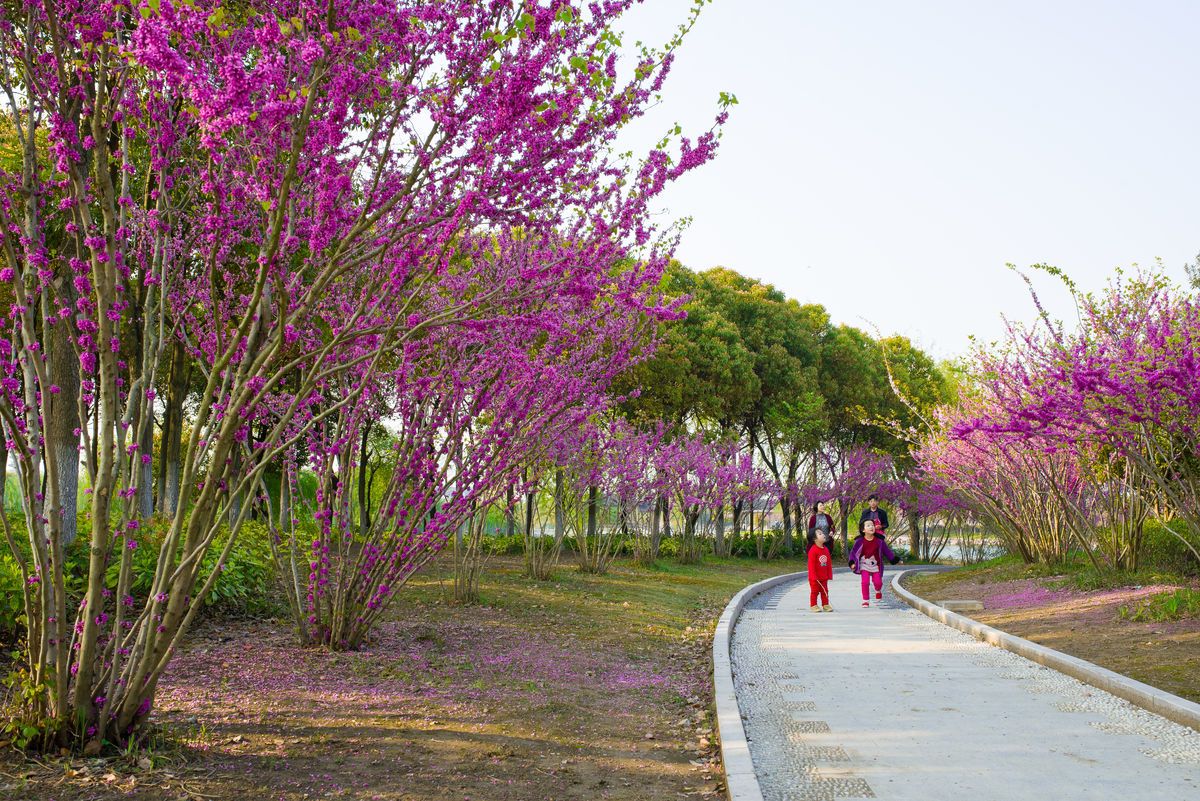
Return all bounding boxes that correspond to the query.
[861,570,883,599]
[809,579,829,606]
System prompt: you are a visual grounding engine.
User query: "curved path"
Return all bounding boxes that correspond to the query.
[730,569,1200,800]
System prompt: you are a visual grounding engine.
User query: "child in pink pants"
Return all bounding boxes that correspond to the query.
[848,519,900,606]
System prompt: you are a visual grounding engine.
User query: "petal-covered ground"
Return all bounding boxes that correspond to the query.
[2,556,788,800]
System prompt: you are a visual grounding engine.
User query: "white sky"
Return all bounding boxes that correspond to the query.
[619,0,1200,359]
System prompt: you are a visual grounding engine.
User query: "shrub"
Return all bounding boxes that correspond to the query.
[484,532,524,556]
[199,521,277,615]
[656,536,679,559]
[0,555,25,643]
[104,519,278,616]
[1141,520,1200,577]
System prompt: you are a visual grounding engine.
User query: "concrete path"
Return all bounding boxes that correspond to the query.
[730,569,1200,801]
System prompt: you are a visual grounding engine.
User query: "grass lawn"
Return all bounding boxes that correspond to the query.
[2,554,797,800]
[903,556,1200,703]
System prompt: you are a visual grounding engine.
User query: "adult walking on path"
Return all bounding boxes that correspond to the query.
[806,501,833,539]
[857,493,889,535]
[730,571,1200,801]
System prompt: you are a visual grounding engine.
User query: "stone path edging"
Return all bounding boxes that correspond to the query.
[892,568,1200,733]
[713,570,805,801]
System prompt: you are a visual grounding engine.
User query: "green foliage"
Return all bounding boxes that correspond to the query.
[0,554,25,642]
[1051,565,1184,593]
[104,520,278,616]
[656,536,679,559]
[197,522,277,615]
[484,532,524,556]
[728,530,785,559]
[1141,520,1200,576]
[617,262,759,426]
[1119,588,1200,622]
[1,661,55,749]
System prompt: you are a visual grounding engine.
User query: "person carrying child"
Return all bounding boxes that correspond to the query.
[848,518,901,607]
[806,527,834,612]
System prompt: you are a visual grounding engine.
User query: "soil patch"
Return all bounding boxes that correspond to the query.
[904,569,1200,703]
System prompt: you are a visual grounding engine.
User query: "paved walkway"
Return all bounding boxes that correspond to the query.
[730,569,1200,800]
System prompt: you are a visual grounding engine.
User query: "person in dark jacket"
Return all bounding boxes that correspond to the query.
[858,494,889,534]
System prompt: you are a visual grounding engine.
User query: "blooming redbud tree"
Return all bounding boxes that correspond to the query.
[0,0,726,746]
[920,269,1200,569]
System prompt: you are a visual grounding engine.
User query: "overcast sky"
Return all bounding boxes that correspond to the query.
[619,0,1200,359]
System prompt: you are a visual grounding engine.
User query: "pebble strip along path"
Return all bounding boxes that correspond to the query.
[730,569,1200,801]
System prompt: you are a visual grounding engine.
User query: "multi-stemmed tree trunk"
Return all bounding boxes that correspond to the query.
[526,469,567,580]
[453,511,488,605]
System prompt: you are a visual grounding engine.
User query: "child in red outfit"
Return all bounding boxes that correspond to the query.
[806,528,834,612]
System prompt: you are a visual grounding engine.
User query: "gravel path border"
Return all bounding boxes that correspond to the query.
[892,568,1200,732]
[712,570,805,801]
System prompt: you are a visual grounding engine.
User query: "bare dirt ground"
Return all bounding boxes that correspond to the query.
[1,556,788,800]
[904,567,1200,703]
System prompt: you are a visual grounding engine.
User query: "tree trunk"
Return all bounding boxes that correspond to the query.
[357,424,371,538]
[714,503,726,557]
[505,484,516,538]
[554,468,564,542]
[157,341,188,518]
[907,510,921,559]
[647,496,661,562]
[46,312,80,546]
[780,497,794,554]
[587,485,598,540]
[280,466,292,524]
[227,448,242,529]
[839,499,851,553]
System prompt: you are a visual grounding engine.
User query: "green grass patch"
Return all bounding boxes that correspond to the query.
[1119,588,1200,622]
[406,553,798,655]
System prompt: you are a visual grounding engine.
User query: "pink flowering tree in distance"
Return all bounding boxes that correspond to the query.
[601,418,666,565]
[658,432,726,564]
[917,394,1085,565]
[0,0,726,747]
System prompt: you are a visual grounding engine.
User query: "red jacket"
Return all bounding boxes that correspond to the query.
[807,545,833,581]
